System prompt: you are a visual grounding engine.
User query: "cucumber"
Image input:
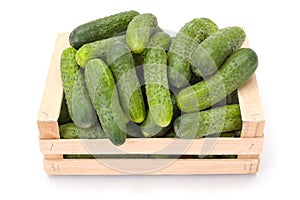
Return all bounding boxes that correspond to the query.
[168,18,218,88]
[191,27,246,77]
[148,31,171,51]
[177,48,258,112]
[143,48,173,127]
[85,59,127,146]
[59,123,106,139]
[76,35,125,67]
[69,10,139,49]
[58,94,72,125]
[141,93,180,137]
[126,121,143,138]
[60,47,97,128]
[106,41,146,123]
[126,13,158,53]
[174,104,242,138]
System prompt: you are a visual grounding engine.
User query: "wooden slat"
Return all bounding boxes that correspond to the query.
[44,158,259,175]
[39,137,263,155]
[37,32,69,139]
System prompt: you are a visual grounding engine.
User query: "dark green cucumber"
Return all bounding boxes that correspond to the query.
[106,41,146,123]
[59,123,106,139]
[76,35,125,67]
[58,94,72,125]
[69,10,139,49]
[141,93,180,137]
[85,59,127,146]
[174,104,242,138]
[60,47,97,128]
[168,18,218,88]
[126,13,158,53]
[148,31,171,51]
[177,48,258,112]
[144,48,173,127]
[191,27,246,77]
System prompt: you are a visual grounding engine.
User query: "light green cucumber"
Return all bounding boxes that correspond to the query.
[143,48,173,127]
[168,18,218,88]
[85,59,127,146]
[174,104,242,138]
[148,31,171,51]
[76,35,126,67]
[60,47,97,128]
[191,27,246,77]
[106,41,146,123]
[126,13,158,53]
[177,48,258,112]
[69,10,139,49]
[141,93,179,137]
[59,123,106,139]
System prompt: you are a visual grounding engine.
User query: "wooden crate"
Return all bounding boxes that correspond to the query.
[38,32,264,175]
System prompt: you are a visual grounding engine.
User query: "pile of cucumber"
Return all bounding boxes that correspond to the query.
[59,10,258,146]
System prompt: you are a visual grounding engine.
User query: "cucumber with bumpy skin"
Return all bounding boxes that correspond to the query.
[126,13,158,53]
[106,41,146,123]
[60,123,106,139]
[85,59,127,146]
[191,27,246,77]
[76,35,126,67]
[174,104,242,138]
[168,18,218,88]
[60,47,97,128]
[143,48,173,127]
[177,48,258,112]
[69,10,139,49]
[141,93,179,137]
[148,31,171,51]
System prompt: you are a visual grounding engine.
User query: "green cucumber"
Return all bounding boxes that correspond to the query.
[177,48,258,112]
[191,27,246,77]
[168,18,218,88]
[106,41,146,123]
[69,10,139,49]
[76,35,125,67]
[60,47,97,128]
[141,93,180,137]
[174,104,242,138]
[59,123,106,139]
[143,48,173,127]
[148,31,171,51]
[85,59,127,146]
[126,13,158,53]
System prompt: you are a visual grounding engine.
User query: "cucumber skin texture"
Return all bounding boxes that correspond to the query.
[59,123,106,139]
[126,13,158,53]
[76,35,125,67]
[174,104,242,138]
[143,48,173,127]
[69,10,139,49]
[148,31,171,51]
[141,93,180,137]
[168,18,218,88]
[60,47,97,128]
[177,48,258,112]
[106,41,146,123]
[85,59,127,146]
[191,27,246,77]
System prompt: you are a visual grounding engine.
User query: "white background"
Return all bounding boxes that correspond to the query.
[0,0,299,199]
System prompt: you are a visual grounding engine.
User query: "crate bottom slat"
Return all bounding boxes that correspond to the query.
[44,158,259,175]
